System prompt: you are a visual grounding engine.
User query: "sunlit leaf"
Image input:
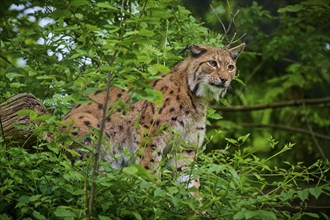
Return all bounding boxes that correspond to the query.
[123,166,138,175]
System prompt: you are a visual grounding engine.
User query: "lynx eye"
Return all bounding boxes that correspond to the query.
[208,60,218,68]
[228,64,235,71]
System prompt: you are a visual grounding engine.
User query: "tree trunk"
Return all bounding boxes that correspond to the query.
[0,93,47,146]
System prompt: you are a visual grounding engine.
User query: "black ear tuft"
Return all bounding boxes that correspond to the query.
[228,43,245,60]
[186,44,207,57]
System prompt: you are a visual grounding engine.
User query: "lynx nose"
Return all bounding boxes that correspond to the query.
[220,77,228,82]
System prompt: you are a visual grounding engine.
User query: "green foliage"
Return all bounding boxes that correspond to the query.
[1,132,329,219]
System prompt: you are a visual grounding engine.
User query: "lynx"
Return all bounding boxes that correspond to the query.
[62,43,245,188]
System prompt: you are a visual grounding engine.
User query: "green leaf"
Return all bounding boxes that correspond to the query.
[53,206,76,218]
[17,109,35,117]
[68,171,84,181]
[6,72,24,81]
[233,77,246,86]
[208,164,226,173]
[36,75,56,80]
[33,210,47,220]
[10,82,26,88]
[217,98,228,105]
[99,65,115,71]
[138,29,155,37]
[18,195,30,204]
[52,9,71,18]
[136,88,163,103]
[303,212,319,219]
[29,194,42,202]
[278,4,304,13]
[233,209,245,220]
[98,216,112,220]
[297,189,309,202]
[154,188,166,197]
[309,187,322,199]
[207,108,222,120]
[147,64,170,75]
[83,87,104,95]
[136,55,152,64]
[69,48,88,59]
[124,30,139,37]
[238,133,250,143]
[28,70,37,76]
[36,114,52,121]
[96,2,118,10]
[123,166,138,175]
[71,0,89,7]
[281,189,295,200]
[225,138,239,145]
[86,24,101,32]
[234,209,277,220]
[132,212,143,220]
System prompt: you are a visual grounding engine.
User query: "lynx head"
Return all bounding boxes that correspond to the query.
[185,43,245,101]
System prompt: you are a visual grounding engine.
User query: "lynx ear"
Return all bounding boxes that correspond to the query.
[228,43,245,60]
[186,44,207,57]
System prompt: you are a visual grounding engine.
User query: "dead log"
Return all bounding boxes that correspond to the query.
[0,93,47,146]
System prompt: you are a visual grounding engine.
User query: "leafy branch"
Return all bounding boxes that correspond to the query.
[213,97,330,112]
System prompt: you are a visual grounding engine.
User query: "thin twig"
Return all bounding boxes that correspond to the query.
[212,97,330,112]
[227,32,237,48]
[225,0,238,47]
[210,4,228,42]
[88,50,118,219]
[240,59,266,92]
[306,118,327,160]
[88,0,127,216]
[228,32,246,46]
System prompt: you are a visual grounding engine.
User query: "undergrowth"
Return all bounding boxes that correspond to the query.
[0,127,329,220]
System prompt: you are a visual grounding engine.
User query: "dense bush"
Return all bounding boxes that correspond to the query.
[1,131,328,219]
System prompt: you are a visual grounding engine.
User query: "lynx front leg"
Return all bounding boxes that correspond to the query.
[138,133,201,198]
[169,149,201,199]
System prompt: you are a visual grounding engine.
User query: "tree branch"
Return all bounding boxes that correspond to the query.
[212,97,330,112]
[238,123,330,141]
